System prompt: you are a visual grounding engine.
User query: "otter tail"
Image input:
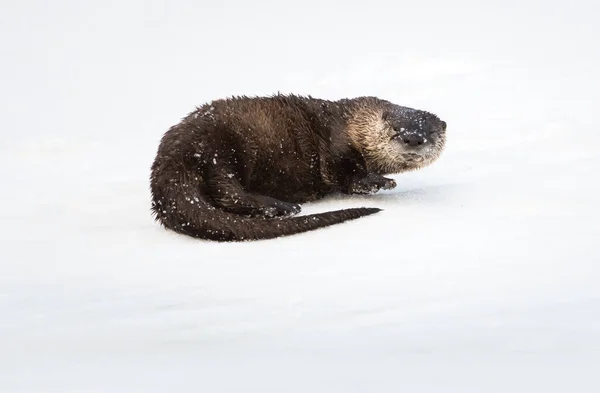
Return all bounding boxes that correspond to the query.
[178,206,381,242]
[150,176,381,242]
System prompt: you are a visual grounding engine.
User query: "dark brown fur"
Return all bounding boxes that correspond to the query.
[150,94,446,241]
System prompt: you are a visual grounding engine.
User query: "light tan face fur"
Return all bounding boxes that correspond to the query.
[346,106,446,175]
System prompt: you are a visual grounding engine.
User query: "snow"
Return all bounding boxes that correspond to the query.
[1,0,600,392]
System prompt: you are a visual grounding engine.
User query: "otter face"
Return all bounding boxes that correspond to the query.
[377,107,446,173]
[345,101,447,174]
[382,109,447,170]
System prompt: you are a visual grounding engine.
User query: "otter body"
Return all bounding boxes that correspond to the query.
[150,94,446,241]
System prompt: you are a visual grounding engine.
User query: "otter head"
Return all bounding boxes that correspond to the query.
[347,102,447,174]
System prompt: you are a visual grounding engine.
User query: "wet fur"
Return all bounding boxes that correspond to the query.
[150,94,446,241]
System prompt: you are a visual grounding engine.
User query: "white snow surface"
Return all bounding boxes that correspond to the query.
[1,1,600,392]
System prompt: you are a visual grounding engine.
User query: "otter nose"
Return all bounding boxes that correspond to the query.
[402,134,425,147]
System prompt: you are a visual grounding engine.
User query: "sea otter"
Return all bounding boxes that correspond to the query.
[150,94,446,241]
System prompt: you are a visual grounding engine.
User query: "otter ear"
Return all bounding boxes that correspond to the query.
[440,120,447,130]
[382,111,391,121]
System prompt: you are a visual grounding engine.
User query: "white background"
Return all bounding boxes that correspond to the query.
[1,0,599,392]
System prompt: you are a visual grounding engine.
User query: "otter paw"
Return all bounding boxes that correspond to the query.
[281,202,302,216]
[262,201,301,218]
[349,182,380,194]
[349,175,396,194]
[381,178,397,190]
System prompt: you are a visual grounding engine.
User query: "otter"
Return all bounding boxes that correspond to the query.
[150,94,446,241]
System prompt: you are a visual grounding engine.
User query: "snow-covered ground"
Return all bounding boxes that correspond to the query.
[1,1,600,392]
